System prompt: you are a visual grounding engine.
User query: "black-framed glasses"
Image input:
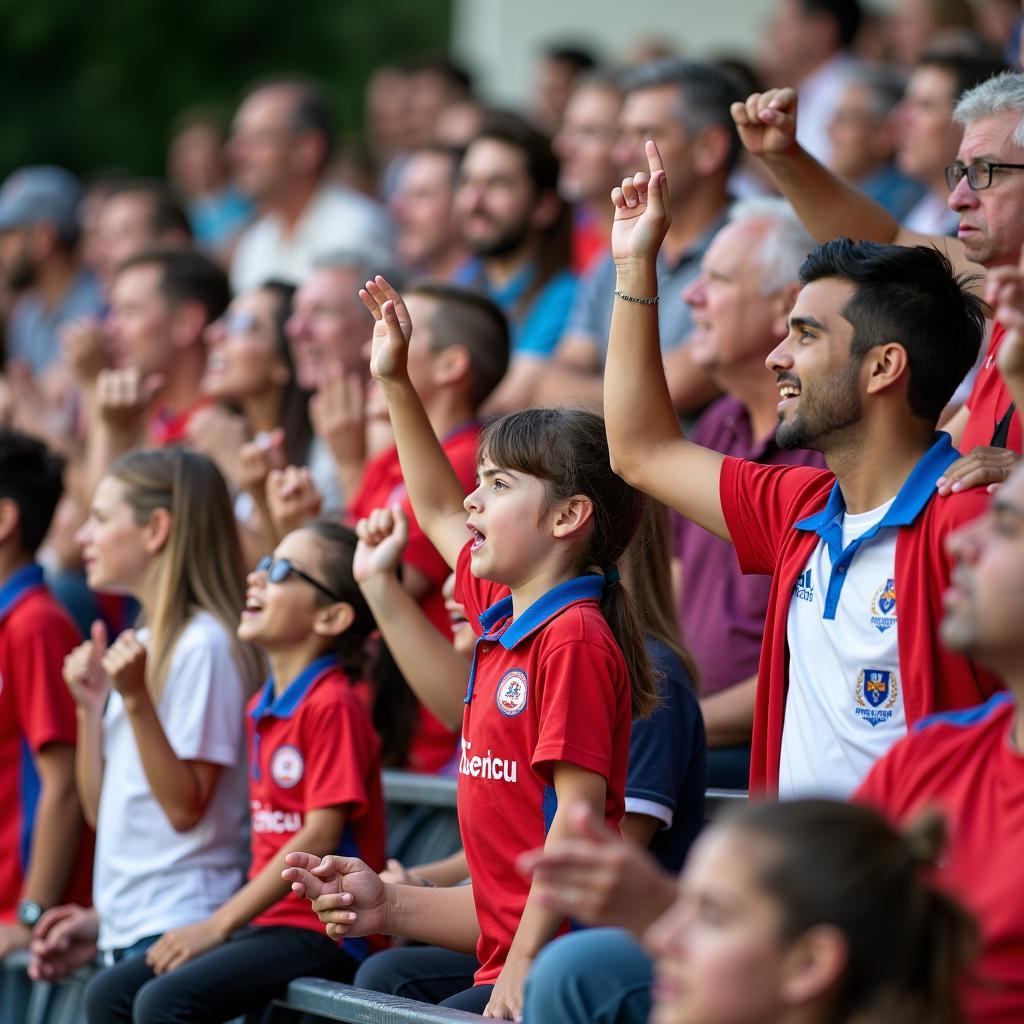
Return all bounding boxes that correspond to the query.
[254,556,343,602]
[944,160,1024,192]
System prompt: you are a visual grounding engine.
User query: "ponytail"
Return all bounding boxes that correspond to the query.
[875,812,978,1024]
[602,577,660,719]
[723,800,977,1024]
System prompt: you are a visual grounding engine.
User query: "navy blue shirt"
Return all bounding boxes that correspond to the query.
[627,637,706,872]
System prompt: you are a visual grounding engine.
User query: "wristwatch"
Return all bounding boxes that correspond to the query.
[17,900,43,928]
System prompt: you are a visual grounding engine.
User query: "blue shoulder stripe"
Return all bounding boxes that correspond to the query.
[911,692,1013,733]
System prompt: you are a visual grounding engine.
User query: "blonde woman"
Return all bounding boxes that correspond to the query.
[56,447,262,1019]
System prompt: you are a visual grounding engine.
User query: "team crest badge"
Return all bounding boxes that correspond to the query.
[870,578,897,633]
[496,668,528,717]
[270,744,304,788]
[854,668,899,727]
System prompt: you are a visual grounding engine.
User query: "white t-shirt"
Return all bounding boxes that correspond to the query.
[94,611,251,950]
[230,183,395,293]
[779,497,906,800]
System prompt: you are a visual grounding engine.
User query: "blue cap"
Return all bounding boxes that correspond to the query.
[0,166,83,244]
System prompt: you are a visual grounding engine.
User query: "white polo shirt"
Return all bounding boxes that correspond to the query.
[94,612,251,950]
[779,496,906,800]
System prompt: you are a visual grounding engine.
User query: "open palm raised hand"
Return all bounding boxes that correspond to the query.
[359,276,414,383]
[610,140,673,265]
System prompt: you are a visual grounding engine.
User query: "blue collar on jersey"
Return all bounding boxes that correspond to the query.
[478,572,606,650]
[0,563,46,624]
[792,431,958,619]
[465,573,605,704]
[250,653,337,721]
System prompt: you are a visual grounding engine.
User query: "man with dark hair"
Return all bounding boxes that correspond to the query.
[0,166,103,375]
[92,179,193,294]
[0,429,89,961]
[404,56,475,149]
[83,247,229,498]
[606,143,1002,797]
[391,144,475,281]
[455,111,577,412]
[762,0,864,164]
[532,43,599,131]
[229,77,393,292]
[553,58,739,413]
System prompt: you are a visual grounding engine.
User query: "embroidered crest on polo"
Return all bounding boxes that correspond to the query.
[854,668,899,727]
[270,744,304,788]
[870,577,897,633]
[496,668,528,717]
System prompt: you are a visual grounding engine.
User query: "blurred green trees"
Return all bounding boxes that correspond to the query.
[0,0,451,177]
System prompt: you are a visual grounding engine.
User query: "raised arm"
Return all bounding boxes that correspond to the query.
[359,278,469,570]
[731,89,978,278]
[353,506,468,729]
[604,141,730,541]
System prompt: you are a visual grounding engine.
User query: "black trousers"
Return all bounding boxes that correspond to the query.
[353,944,492,1013]
[83,925,357,1024]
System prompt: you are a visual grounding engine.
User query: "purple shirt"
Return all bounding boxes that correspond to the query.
[673,395,825,696]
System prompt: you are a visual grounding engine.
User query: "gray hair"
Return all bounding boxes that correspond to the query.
[619,58,742,173]
[953,70,1024,148]
[312,247,404,290]
[727,197,816,295]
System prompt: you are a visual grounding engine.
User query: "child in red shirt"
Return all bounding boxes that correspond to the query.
[90,521,384,1023]
[284,277,655,1018]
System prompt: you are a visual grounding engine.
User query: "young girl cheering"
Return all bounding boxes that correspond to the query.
[58,448,263,1021]
[87,520,385,1023]
[285,277,656,1019]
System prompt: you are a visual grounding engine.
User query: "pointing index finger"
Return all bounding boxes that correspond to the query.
[645,139,664,176]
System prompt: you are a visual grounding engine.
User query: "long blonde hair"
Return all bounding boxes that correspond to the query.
[110,447,263,700]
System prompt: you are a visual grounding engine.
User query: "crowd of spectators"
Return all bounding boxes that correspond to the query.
[2,2,1024,1021]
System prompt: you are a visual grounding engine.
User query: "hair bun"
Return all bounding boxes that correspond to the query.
[902,809,948,868]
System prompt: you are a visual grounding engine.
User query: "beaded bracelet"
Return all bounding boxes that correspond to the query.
[614,290,659,305]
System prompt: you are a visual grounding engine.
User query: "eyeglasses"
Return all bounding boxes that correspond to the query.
[944,160,1024,192]
[254,556,343,603]
[217,310,259,335]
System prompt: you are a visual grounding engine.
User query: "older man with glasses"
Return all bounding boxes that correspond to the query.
[731,69,1024,488]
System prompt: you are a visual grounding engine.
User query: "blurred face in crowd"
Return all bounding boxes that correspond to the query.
[456,139,546,259]
[230,86,313,202]
[684,219,793,378]
[646,824,827,1024]
[365,67,412,158]
[554,82,623,204]
[942,464,1024,676]
[0,227,40,290]
[168,122,226,198]
[93,193,159,293]
[948,109,1024,268]
[286,266,370,389]
[896,66,963,184]
[106,263,176,377]
[392,151,461,270]
[767,277,864,452]
[828,81,897,182]
[888,0,939,68]
[77,475,157,595]
[202,288,290,402]
[407,70,460,148]
[614,85,698,201]
[533,55,581,132]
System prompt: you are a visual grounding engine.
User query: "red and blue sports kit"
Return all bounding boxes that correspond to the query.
[247,656,386,961]
[856,694,1024,1024]
[454,543,632,986]
[0,564,91,919]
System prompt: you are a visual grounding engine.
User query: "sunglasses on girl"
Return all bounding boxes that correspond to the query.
[254,556,342,603]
